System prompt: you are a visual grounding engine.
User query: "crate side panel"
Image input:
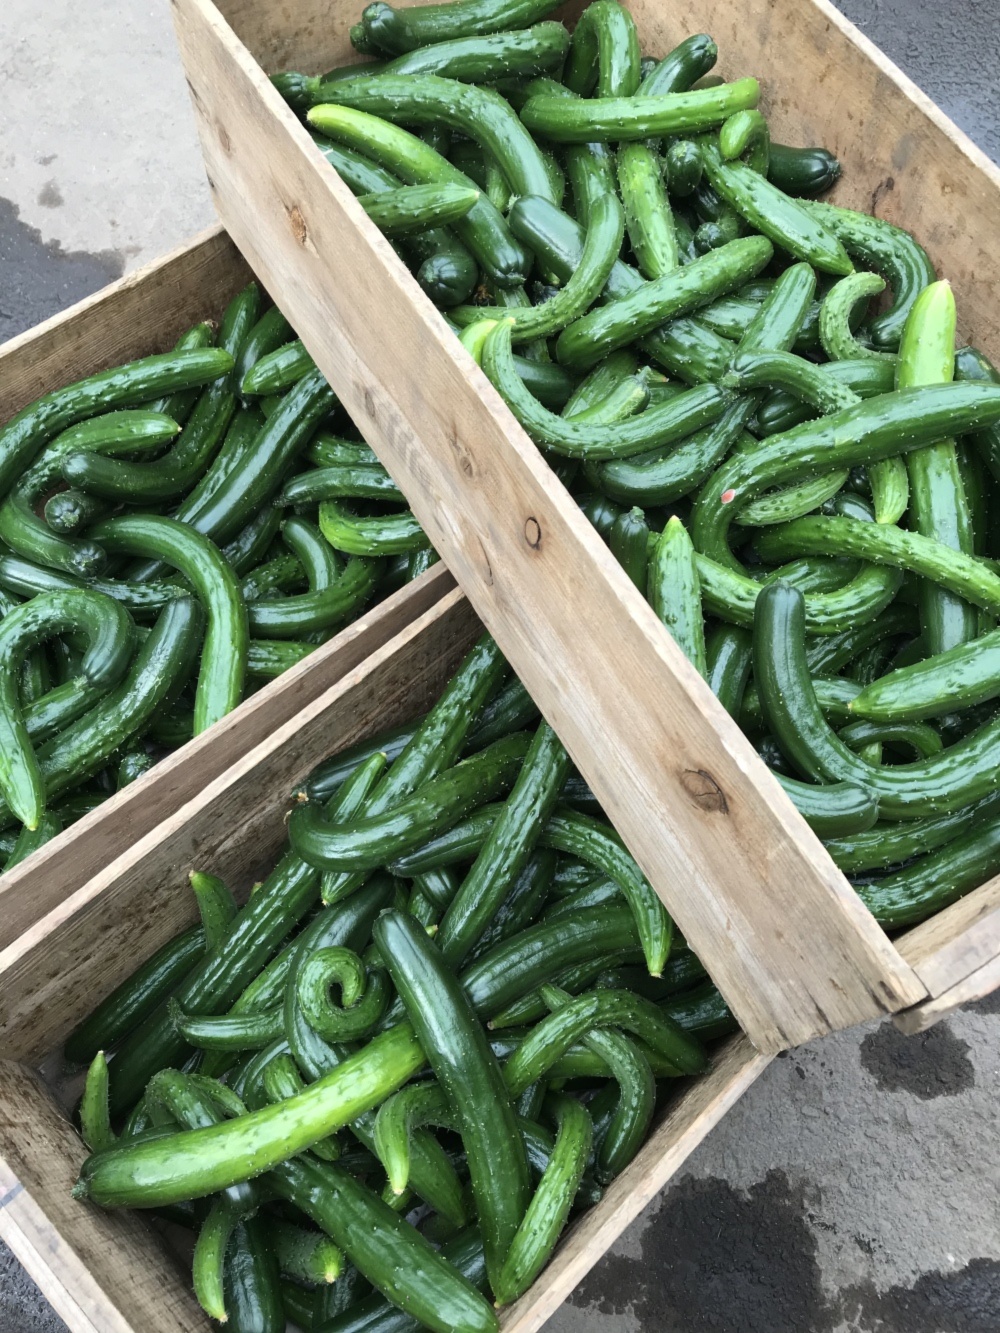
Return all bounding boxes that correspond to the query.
[897,877,1000,997]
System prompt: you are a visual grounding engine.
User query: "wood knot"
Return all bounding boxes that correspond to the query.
[524,517,542,550]
[679,769,728,814]
[287,205,308,246]
[363,388,376,419]
[448,431,475,477]
[218,124,232,155]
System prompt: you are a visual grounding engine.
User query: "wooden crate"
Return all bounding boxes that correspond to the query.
[169,0,1000,1047]
[0,586,771,1333]
[0,227,455,947]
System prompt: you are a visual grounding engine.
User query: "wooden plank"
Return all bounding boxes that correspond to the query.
[171,0,927,1052]
[0,227,250,423]
[626,0,1000,360]
[0,1061,209,1333]
[0,562,454,951]
[500,1036,770,1332]
[0,589,480,1064]
[897,876,1000,998]
[893,953,1000,1036]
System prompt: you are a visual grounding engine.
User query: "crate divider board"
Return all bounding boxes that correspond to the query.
[170,0,942,1056]
[0,225,455,944]
[0,586,771,1333]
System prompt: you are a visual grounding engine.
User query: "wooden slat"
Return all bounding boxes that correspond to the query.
[500,1035,769,1332]
[897,876,1000,999]
[893,953,1000,1036]
[0,227,250,423]
[0,562,454,950]
[0,589,480,1064]
[625,0,1000,360]
[0,1062,210,1333]
[171,0,928,1053]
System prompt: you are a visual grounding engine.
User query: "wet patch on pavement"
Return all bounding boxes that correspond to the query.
[859,1021,975,1099]
[0,196,123,342]
[841,1258,1000,1332]
[569,1170,837,1333]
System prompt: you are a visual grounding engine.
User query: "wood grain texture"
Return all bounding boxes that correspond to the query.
[172,0,928,1052]
[897,876,1000,999]
[500,1035,770,1332]
[0,227,250,424]
[0,1062,210,1333]
[893,952,1000,1035]
[0,561,453,950]
[0,589,480,1063]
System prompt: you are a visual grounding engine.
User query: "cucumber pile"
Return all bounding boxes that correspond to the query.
[70,634,727,1331]
[0,290,435,870]
[269,0,1000,930]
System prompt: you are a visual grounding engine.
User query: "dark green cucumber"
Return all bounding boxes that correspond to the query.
[180,370,337,548]
[0,410,179,577]
[63,924,205,1066]
[509,195,736,384]
[754,581,1000,819]
[461,905,641,1018]
[222,1218,285,1333]
[436,719,570,967]
[358,0,561,54]
[483,321,729,458]
[242,340,314,397]
[270,1155,497,1333]
[90,515,247,734]
[0,346,233,503]
[554,235,773,371]
[493,1091,591,1304]
[452,192,625,344]
[800,200,936,349]
[0,588,135,828]
[289,733,531,871]
[610,506,650,592]
[767,143,841,197]
[855,811,1000,928]
[235,305,294,402]
[22,596,199,826]
[310,112,527,288]
[61,286,259,503]
[373,909,529,1295]
[699,140,853,275]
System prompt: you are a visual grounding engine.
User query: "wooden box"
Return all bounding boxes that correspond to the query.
[0,586,770,1333]
[0,227,454,947]
[169,0,1000,1047]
